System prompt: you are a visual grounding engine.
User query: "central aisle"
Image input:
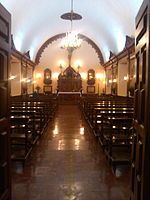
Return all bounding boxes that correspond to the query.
[12,105,130,200]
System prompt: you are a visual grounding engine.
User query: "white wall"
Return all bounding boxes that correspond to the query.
[10,60,21,96]
[118,62,128,96]
[10,56,34,96]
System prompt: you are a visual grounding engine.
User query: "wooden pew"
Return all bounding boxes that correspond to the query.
[10,115,32,163]
[81,95,134,173]
[10,95,58,163]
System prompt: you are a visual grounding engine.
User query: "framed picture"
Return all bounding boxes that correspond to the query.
[87,86,95,93]
[43,85,52,93]
[87,69,95,85]
[43,68,52,84]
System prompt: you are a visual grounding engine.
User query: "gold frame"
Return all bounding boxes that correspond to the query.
[87,86,95,93]
[43,85,52,93]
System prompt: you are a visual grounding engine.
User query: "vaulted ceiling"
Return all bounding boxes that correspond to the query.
[1,0,143,62]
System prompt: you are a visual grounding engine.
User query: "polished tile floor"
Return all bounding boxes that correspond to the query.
[12,105,130,200]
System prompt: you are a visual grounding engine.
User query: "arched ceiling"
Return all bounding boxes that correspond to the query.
[1,0,143,62]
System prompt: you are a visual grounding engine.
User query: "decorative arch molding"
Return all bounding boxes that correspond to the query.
[35,33,104,65]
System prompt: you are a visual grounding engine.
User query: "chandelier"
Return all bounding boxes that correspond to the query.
[61,31,82,50]
[60,0,82,51]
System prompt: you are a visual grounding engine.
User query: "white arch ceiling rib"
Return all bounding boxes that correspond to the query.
[1,0,143,62]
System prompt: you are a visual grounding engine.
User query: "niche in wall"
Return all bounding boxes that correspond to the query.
[87,69,95,85]
[87,69,95,93]
[43,68,52,94]
[43,68,52,84]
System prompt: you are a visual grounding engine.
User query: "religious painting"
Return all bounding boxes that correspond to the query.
[87,69,95,85]
[43,68,52,84]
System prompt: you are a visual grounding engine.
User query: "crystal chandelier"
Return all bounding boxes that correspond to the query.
[60,0,82,51]
[61,31,82,49]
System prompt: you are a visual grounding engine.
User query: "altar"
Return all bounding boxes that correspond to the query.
[57,91,82,96]
[57,66,82,92]
[57,91,82,104]
[57,66,82,104]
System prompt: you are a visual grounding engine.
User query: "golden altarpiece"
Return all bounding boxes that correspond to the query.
[57,66,82,92]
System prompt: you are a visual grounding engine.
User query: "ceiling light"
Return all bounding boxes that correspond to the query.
[60,0,82,52]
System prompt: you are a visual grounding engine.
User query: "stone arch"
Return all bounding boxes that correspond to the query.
[35,33,104,65]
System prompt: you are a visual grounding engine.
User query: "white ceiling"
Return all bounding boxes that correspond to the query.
[1,0,143,62]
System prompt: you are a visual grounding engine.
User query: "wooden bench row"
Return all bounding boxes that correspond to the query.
[81,95,134,173]
[10,97,58,164]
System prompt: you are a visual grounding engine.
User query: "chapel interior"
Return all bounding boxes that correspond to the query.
[0,0,150,200]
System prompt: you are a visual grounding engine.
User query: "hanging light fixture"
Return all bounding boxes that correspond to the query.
[60,0,82,51]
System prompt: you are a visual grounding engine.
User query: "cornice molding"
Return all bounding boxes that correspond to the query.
[104,44,135,68]
[11,49,35,67]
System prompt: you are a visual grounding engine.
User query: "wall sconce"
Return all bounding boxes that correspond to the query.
[124,76,128,81]
[9,75,16,80]
[26,79,31,83]
[74,60,82,69]
[113,79,117,83]
[109,79,112,83]
[20,78,26,82]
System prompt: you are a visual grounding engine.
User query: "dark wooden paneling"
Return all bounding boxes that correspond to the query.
[0,16,9,42]
[0,3,11,200]
[131,0,150,199]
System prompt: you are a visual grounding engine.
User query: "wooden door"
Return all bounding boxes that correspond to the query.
[131,0,150,199]
[0,3,11,200]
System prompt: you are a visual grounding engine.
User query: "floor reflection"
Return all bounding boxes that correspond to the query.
[80,127,84,135]
[12,105,130,200]
[53,124,59,137]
